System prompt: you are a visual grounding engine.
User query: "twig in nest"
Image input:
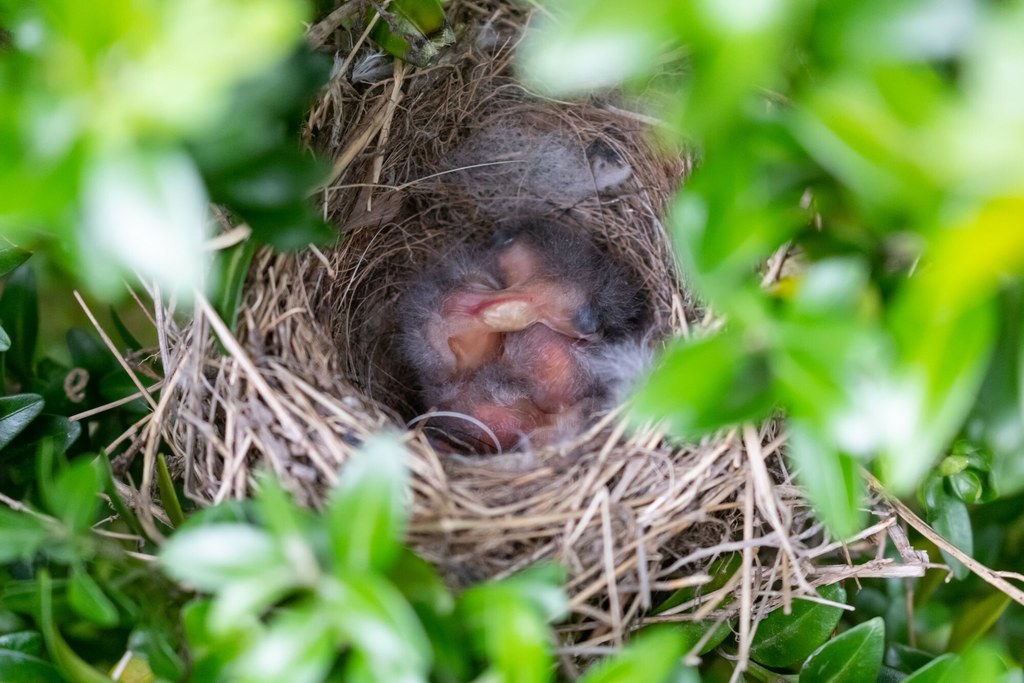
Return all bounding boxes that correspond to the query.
[865,470,1024,606]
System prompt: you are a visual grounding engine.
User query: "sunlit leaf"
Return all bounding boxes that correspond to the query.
[787,421,864,539]
[577,627,691,683]
[160,524,287,590]
[232,603,334,683]
[632,330,774,438]
[799,616,884,683]
[519,0,677,95]
[750,583,847,667]
[328,433,408,574]
[321,573,432,683]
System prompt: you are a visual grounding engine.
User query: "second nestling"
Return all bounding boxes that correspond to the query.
[399,218,652,453]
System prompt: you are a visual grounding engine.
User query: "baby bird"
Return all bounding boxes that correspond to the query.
[398,218,650,453]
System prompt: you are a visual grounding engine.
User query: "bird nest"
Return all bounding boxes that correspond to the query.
[151,0,931,665]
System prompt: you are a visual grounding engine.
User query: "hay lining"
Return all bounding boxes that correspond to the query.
[150,1,932,668]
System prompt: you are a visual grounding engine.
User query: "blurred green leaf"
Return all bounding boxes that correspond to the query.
[0,246,31,279]
[212,237,256,333]
[0,649,63,683]
[0,394,44,450]
[2,415,81,460]
[787,422,864,539]
[519,0,678,95]
[0,632,43,657]
[632,330,774,438]
[68,566,119,628]
[0,507,49,563]
[128,624,186,683]
[0,324,10,353]
[160,524,287,590]
[577,627,691,683]
[44,457,102,533]
[457,565,568,683]
[367,0,455,68]
[321,573,432,683]
[156,454,185,528]
[799,616,884,683]
[38,570,115,683]
[107,306,142,352]
[328,433,408,574]
[902,654,957,682]
[233,603,334,683]
[750,583,847,668]
[948,592,1011,654]
[0,263,38,380]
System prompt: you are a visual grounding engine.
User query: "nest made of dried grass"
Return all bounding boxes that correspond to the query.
[147,0,933,668]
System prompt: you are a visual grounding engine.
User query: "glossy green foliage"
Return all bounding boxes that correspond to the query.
[749,583,846,667]
[799,617,884,683]
[522,0,1024,542]
[159,435,692,683]
[0,0,329,300]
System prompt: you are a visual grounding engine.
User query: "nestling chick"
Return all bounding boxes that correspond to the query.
[398,218,650,453]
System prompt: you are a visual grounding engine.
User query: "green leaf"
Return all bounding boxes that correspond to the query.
[631,330,775,439]
[460,584,553,683]
[947,592,1011,654]
[577,627,690,683]
[328,433,408,574]
[0,246,31,279]
[367,0,455,68]
[0,632,43,656]
[233,603,335,683]
[926,493,973,580]
[2,415,81,459]
[0,394,44,451]
[0,507,49,563]
[903,654,958,683]
[788,422,865,539]
[0,649,63,683]
[674,620,733,656]
[0,263,38,380]
[160,524,287,590]
[799,617,884,683]
[128,623,186,682]
[321,573,432,683]
[212,237,256,333]
[156,453,185,528]
[750,583,847,668]
[0,324,10,352]
[107,306,142,351]
[37,570,116,683]
[656,553,741,614]
[458,565,568,683]
[45,457,103,533]
[68,566,119,628]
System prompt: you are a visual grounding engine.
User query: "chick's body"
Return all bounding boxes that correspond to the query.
[398,219,649,453]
